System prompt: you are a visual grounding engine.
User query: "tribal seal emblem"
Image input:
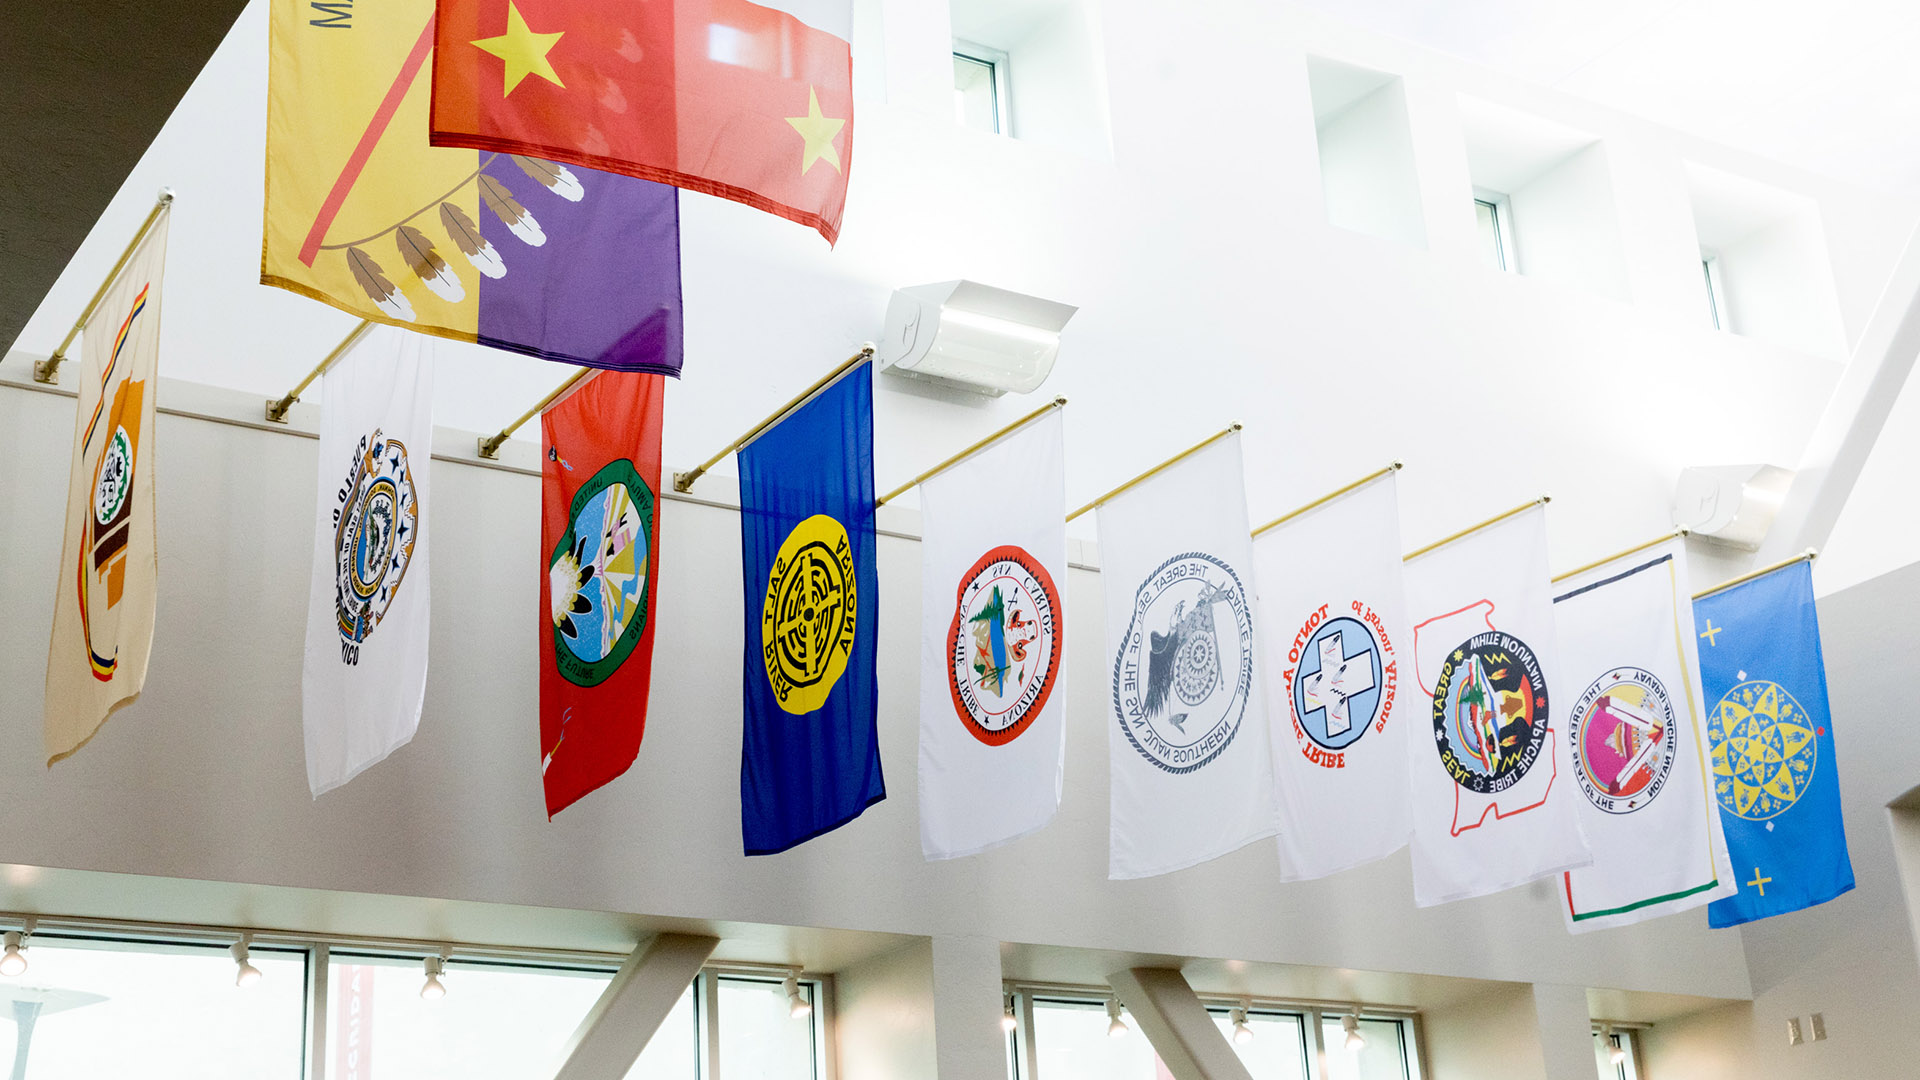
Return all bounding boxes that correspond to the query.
[1286,601,1398,768]
[762,514,858,715]
[1708,680,1816,820]
[549,458,654,687]
[1570,667,1675,814]
[947,545,1062,746]
[1430,631,1548,794]
[332,428,419,666]
[1112,551,1254,774]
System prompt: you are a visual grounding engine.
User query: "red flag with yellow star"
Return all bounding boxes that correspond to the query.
[430,0,852,243]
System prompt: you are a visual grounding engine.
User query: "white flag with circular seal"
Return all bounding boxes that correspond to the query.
[1551,537,1735,931]
[302,325,435,797]
[1253,471,1414,881]
[1100,433,1276,880]
[918,409,1068,860]
[1404,504,1591,906]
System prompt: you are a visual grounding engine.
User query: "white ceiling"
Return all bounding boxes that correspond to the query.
[1302,0,1920,194]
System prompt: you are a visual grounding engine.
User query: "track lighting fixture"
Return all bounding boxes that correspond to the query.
[784,974,812,1020]
[1342,1011,1367,1053]
[0,920,34,978]
[1602,1024,1626,1065]
[419,954,447,1000]
[1231,1001,1254,1044]
[230,935,263,988]
[1001,994,1019,1033]
[1106,998,1129,1039]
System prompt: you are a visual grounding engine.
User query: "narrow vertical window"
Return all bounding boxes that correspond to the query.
[1702,254,1729,330]
[953,43,1011,134]
[1475,194,1515,272]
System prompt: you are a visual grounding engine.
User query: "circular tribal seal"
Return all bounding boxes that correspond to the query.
[947,545,1062,746]
[549,459,655,687]
[1708,680,1816,821]
[93,427,133,526]
[1111,551,1254,774]
[762,514,859,715]
[1570,667,1675,814]
[332,428,419,654]
[1288,604,1396,766]
[1430,631,1549,794]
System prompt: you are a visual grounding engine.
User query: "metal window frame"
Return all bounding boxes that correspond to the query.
[952,39,1014,136]
[1702,252,1730,331]
[1474,188,1518,274]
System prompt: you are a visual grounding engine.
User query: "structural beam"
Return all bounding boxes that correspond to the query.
[549,933,718,1080]
[1106,968,1254,1080]
[1530,984,1597,1080]
[931,935,1007,1080]
[1758,222,1920,564]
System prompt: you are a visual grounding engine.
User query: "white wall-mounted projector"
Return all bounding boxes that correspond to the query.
[1672,463,1794,550]
[876,280,1077,396]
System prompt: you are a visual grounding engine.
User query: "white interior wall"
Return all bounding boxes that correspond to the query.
[1421,984,1548,1080]
[1313,77,1427,248]
[1506,144,1630,300]
[835,940,939,1080]
[999,2,1112,160]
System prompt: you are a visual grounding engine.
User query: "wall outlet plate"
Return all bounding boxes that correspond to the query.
[1810,1013,1826,1041]
[1787,1017,1804,1045]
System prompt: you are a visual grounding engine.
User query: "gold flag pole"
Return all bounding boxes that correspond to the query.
[1065,422,1242,523]
[265,320,374,423]
[34,189,175,386]
[672,345,875,493]
[1403,495,1551,563]
[478,366,598,459]
[1251,461,1403,539]
[1692,548,1818,601]
[1550,527,1690,584]
[874,396,1067,507]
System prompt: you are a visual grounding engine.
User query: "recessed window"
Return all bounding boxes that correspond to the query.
[1701,254,1729,330]
[952,42,1010,135]
[1475,193,1516,272]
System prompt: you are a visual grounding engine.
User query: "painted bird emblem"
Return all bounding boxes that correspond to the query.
[1143,584,1229,731]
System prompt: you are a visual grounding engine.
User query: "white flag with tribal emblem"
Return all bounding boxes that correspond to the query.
[1100,432,1276,879]
[918,409,1069,860]
[302,325,435,796]
[1254,470,1414,881]
[1404,504,1590,906]
[1551,537,1735,931]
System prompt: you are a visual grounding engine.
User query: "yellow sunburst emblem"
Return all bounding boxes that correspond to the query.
[762,514,858,715]
[1708,680,1817,820]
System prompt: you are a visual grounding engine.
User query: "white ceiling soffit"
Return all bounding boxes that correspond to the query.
[1303,0,1920,194]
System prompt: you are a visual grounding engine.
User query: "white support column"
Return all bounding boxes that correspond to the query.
[549,933,719,1080]
[1529,984,1595,1080]
[1106,968,1254,1080]
[930,934,1007,1080]
[1758,222,1920,563]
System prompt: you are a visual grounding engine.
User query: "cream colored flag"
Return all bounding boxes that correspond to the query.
[45,212,170,764]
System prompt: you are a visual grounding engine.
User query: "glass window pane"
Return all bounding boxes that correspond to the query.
[1321,1017,1410,1080]
[0,938,305,1080]
[1475,199,1507,271]
[953,54,1000,133]
[1030,999,1158,1080]
[717,976,817,1080]
[326,958,695,1080]
[1210,1011,1310,1080]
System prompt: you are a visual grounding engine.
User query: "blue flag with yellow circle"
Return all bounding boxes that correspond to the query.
[1694,560,1853,928]
[738,363,884,855]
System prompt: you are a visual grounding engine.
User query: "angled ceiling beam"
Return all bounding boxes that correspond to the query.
[1106,967,1254,1080]
[549,933,718,1080]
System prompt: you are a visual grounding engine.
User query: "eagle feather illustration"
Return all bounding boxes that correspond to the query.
[437,202,507,279]
[514,155,586,202]
[345,246,415,322]
[395,225,464,303]
[478,174,547,247]
[1142,584,1228,731]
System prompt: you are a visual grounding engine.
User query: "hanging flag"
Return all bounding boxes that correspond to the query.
[1552,539,1735,932]
[738,365,884,854]
[1100,434,1276,879]
[539,370,666,816]
[429,0,853,243]
[44,213,170,764]
[302,326,436,796]
[265,0,684,373]
[1695,560,1854,927]
[1253,471,1413,881]
[1404,505,1590,906]
[918,410,1068,860]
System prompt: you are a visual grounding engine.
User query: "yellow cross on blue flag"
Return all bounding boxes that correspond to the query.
[1694,559,1854,928]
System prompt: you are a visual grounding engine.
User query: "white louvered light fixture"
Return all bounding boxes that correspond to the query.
[877,280,1077,397]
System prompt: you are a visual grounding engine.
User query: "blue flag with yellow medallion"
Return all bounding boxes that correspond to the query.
[1694,559,1853,928]
[739,363,885,855]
